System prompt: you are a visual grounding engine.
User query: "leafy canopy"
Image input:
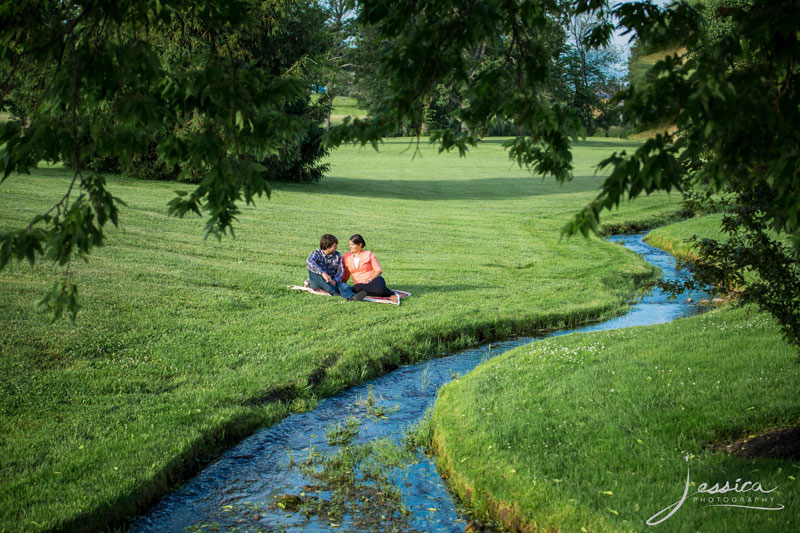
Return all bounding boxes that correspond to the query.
[2,0,799,337]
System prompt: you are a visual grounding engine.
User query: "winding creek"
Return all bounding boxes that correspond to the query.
[132,233,710,532]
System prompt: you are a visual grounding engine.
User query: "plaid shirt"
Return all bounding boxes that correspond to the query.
[306,249,344,282]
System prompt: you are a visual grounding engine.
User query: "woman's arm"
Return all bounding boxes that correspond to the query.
[367,252,383,281]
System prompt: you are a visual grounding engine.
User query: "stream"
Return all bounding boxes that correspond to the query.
[132,233,710,532]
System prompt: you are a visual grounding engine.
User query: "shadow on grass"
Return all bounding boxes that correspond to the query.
[274,175,604,201]
[475,138,638,149]
[19,163,608,203]
[386,283,485,295]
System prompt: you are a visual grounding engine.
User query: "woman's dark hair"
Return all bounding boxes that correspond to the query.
[349,234,366,247]
[320,234,338,249]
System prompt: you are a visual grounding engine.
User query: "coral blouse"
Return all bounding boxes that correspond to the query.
[342,251,382,284]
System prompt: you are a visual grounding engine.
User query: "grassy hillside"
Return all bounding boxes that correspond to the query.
[645,214,725,260]
[0,137,684,530]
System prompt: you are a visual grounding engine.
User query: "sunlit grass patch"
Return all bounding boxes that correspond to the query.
[645,214,725,261]
[329,95,367,125]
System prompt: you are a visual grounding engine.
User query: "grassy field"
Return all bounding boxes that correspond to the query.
[328,95,367,125]
[0,137,685,530]
[433,220,799,532]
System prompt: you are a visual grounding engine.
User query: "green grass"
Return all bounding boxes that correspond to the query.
[645,214,725,261]
[329,95,367,125]
[433,224,799,531]
[0,137,684,531]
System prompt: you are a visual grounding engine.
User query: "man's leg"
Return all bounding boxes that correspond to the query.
[308,270,337,295]
[337,282,369,301]
[335,281,356,299]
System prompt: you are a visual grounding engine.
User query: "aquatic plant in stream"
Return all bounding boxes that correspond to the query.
[356,384,399,419]
[326,416,361,447]
[420,364,432,392]
[480,344,494,365]
[403,409,435,452]
[275,416,419,531]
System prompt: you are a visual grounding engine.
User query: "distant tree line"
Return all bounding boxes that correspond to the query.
[320,1,625,137]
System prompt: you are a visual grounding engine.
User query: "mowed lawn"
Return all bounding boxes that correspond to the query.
[328,95,368,125]
[0,138,684,530]
[433,306,800,532]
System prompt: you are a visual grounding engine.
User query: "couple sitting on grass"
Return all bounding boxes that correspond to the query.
[306,233,400,305]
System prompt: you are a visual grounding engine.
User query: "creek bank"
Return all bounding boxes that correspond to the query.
[713,426,800,461]
[430,310,799,529]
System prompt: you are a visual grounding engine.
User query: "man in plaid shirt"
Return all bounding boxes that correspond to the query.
[306,234,367,301]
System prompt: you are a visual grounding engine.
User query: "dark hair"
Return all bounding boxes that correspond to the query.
[320,234,338,249]
[349,234,366,247]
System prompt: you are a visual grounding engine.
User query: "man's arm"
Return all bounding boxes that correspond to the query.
[334,253,345,283]
[306,250,325,275]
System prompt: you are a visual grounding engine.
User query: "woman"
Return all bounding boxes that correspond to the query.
[342,234,400,304]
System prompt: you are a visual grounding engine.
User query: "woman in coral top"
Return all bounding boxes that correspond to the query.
[342,234,400,304]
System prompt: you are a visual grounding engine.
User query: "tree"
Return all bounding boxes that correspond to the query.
[555,11,624,136]
[348,21,429,136]
[347,22,385,112]
[315,0,359,129]
[590,0,800,351]
[0,0,321,318]
[217,0,333,184]
[328,0,575,154]
[666,0,799,350]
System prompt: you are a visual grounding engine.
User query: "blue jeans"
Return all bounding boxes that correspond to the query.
[308,270,357,299]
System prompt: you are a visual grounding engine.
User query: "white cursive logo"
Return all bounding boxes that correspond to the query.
[646,455,784,526]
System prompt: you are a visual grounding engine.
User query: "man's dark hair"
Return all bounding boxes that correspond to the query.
[320,234,338,250]
[349,234,366,247]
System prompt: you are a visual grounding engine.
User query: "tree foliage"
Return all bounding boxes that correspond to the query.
[591,0,799,353]
[671,0,799,350]
[326,0,578,177]
[0,0,322,319]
